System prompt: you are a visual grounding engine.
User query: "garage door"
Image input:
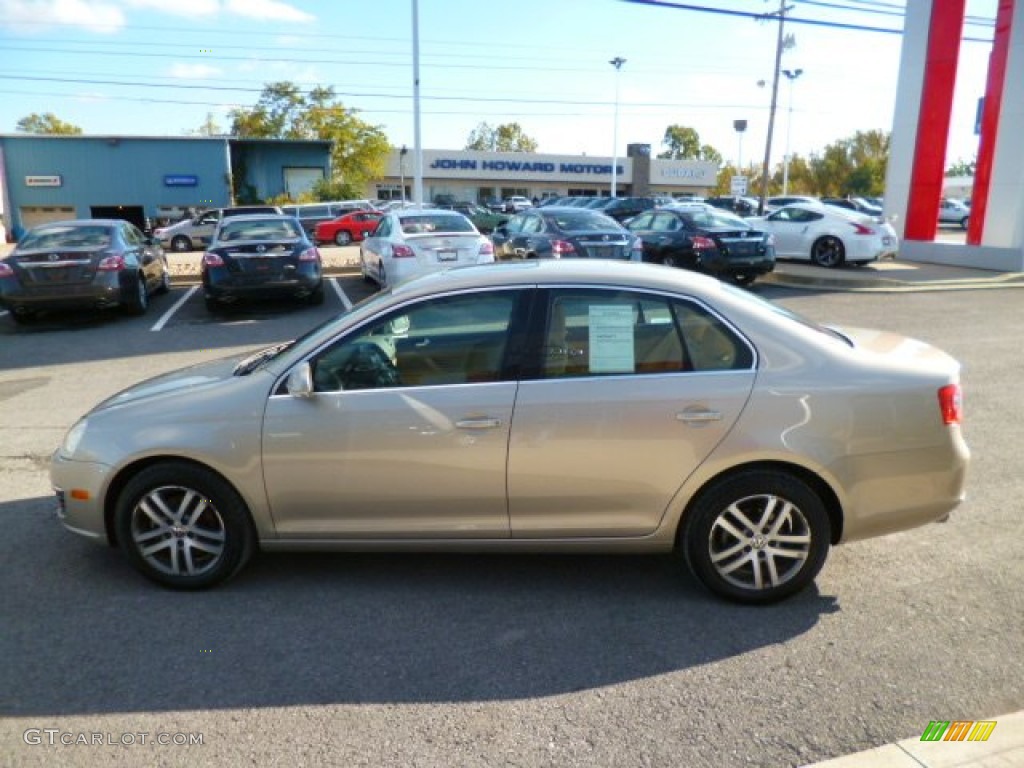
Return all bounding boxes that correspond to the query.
[20,206,76,229]
[284,167,324,198]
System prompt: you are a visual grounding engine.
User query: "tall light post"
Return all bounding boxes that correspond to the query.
[781,68,803,196]
[399,145,408,202]
[609,56,626,197]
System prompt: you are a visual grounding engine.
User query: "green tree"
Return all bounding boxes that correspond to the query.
[946,157,976,176]
[16,112,82,135]
[465,122,538,152]
[804,130,889,197]
[229,82,390,200]
[658,125,722,163]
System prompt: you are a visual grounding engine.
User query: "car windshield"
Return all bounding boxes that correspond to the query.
[399,215,475,234]
[218,218,303,242]
[680,210,750,229]
[20,225,113,250]
[547,211,620,231]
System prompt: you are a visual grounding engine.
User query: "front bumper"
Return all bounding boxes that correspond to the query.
[51,453,114,543]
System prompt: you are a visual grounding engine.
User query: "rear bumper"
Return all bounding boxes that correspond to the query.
[0,278,123,313]
[204,266,322,301]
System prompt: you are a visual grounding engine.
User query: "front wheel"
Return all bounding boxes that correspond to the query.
[810,236,845,268]
[170,235,192,253]
[681,470,831,604]
[114,462,255,589]
[960,216,969,230]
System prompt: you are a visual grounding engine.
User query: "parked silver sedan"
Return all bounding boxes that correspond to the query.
[52,261,968,603]
[359,209,494,289]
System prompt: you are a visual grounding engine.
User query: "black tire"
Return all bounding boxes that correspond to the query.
[680,470,831,604]
[960,216,969,230]
[662,254,679,268]
[810,236,845,268]
[377,263,386,290]
[732,273,756,286]
[9,310,35,325]
[334,230,352,246]
[306,283,325,305]
[114,462,256,590]
[123,272,149,316]
[170,235,192,253]
[155,263,171,295]
[204,296,221,313]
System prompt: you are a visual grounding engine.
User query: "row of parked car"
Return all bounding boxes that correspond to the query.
[0,194,902,324]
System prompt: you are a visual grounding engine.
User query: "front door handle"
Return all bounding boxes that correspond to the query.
[455,418,502,430]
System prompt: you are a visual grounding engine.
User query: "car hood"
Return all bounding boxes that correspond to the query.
[91,355,246,413]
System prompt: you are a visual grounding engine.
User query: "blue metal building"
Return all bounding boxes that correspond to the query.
[0,135,332,238]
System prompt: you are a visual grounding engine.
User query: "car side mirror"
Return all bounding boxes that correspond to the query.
[286,362,316,398]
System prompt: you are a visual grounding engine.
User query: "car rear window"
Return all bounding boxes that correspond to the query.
[20,225,113,250]
[547,211,620,232]
[218,218,304,241]
[399,215,475,234]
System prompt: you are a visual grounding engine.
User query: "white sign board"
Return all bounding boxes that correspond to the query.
[730,175,748,195]
[25,175,62,187]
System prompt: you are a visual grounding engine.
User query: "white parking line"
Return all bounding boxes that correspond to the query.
[329,278,353,310]
[150,285,198,331]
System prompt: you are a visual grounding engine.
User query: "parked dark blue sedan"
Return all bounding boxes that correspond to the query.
[202,215,323,312]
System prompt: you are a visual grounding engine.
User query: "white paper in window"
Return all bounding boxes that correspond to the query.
[588,304,634,373]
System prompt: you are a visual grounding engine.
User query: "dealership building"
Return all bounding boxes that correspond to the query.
[0,135,719,239]
[0,134,332,237]
[372,144,718,203]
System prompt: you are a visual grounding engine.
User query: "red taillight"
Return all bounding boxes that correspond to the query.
[551,240,576,257]
[299,247,320,262]
[97,254,125,271]
[202,252,224,267]
[938,384,963,425]
[392,244,415,258]
[692,235,716,250]
[479,240,494,256]
[0,261,13,277]
[851,222,876,235]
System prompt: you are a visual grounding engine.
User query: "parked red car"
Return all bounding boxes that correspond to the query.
[314,211,383,246]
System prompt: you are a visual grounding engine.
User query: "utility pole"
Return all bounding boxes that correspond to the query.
[758,0,789,215]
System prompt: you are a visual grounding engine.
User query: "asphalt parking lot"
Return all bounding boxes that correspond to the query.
[1,264,1022,768]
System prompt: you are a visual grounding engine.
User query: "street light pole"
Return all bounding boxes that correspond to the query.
[609,56,626,198]
[399,145,407,202]
[781,68,803,196]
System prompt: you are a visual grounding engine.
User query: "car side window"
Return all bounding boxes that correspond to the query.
[310,291,520,392]
[540,289,752,379]
[504,216,525,234]
[522,216,543,234]
[374,217,392,237]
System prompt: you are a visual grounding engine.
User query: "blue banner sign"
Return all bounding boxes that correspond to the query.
[164,174,199,187]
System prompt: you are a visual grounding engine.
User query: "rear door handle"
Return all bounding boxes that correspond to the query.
[455,418,502,430]
[676,410,722,423]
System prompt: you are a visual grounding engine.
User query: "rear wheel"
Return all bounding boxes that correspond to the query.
[114,462,255,590]
[732,273,756,286]
[9,310,35,325]
[334,230,352,246]
[810,236,845,268]
[960,216,969,230]
[306,284,325,305]
[123,272,149,316]
[204,296,221,313]
[170,235,192,253]
[681,470,831,604]
[662,254,679,268]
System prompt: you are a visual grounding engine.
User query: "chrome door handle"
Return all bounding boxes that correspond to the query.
[455,418,502,430]
[676,410,722,423]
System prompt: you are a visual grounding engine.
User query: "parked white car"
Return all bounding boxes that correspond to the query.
[938,198,971,229]
[747,203,898,268]
[359,209,494,289]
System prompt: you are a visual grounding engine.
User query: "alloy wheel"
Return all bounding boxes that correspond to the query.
[129,485,227,577]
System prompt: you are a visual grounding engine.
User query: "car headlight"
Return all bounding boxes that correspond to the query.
[60,419,89,458]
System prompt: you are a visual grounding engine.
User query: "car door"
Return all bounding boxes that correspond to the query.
[263,288,528,538]
[763,207,818,259]
[507,287,757,538]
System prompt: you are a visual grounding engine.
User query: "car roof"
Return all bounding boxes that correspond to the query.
[28,219,125,228]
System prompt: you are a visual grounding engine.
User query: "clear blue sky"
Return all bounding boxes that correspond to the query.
[0,0,997,170]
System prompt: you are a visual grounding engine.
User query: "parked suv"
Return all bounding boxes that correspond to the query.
[154,205,282,252]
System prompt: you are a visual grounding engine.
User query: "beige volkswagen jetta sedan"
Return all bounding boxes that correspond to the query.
[52,260,969,604]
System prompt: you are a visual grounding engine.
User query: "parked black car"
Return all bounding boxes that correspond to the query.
[821,197,883,216]
[0,218,169,324]
[202,214,323,312]
[491,207,643,261]
[626,206,775,285]
[705,195,760,216]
